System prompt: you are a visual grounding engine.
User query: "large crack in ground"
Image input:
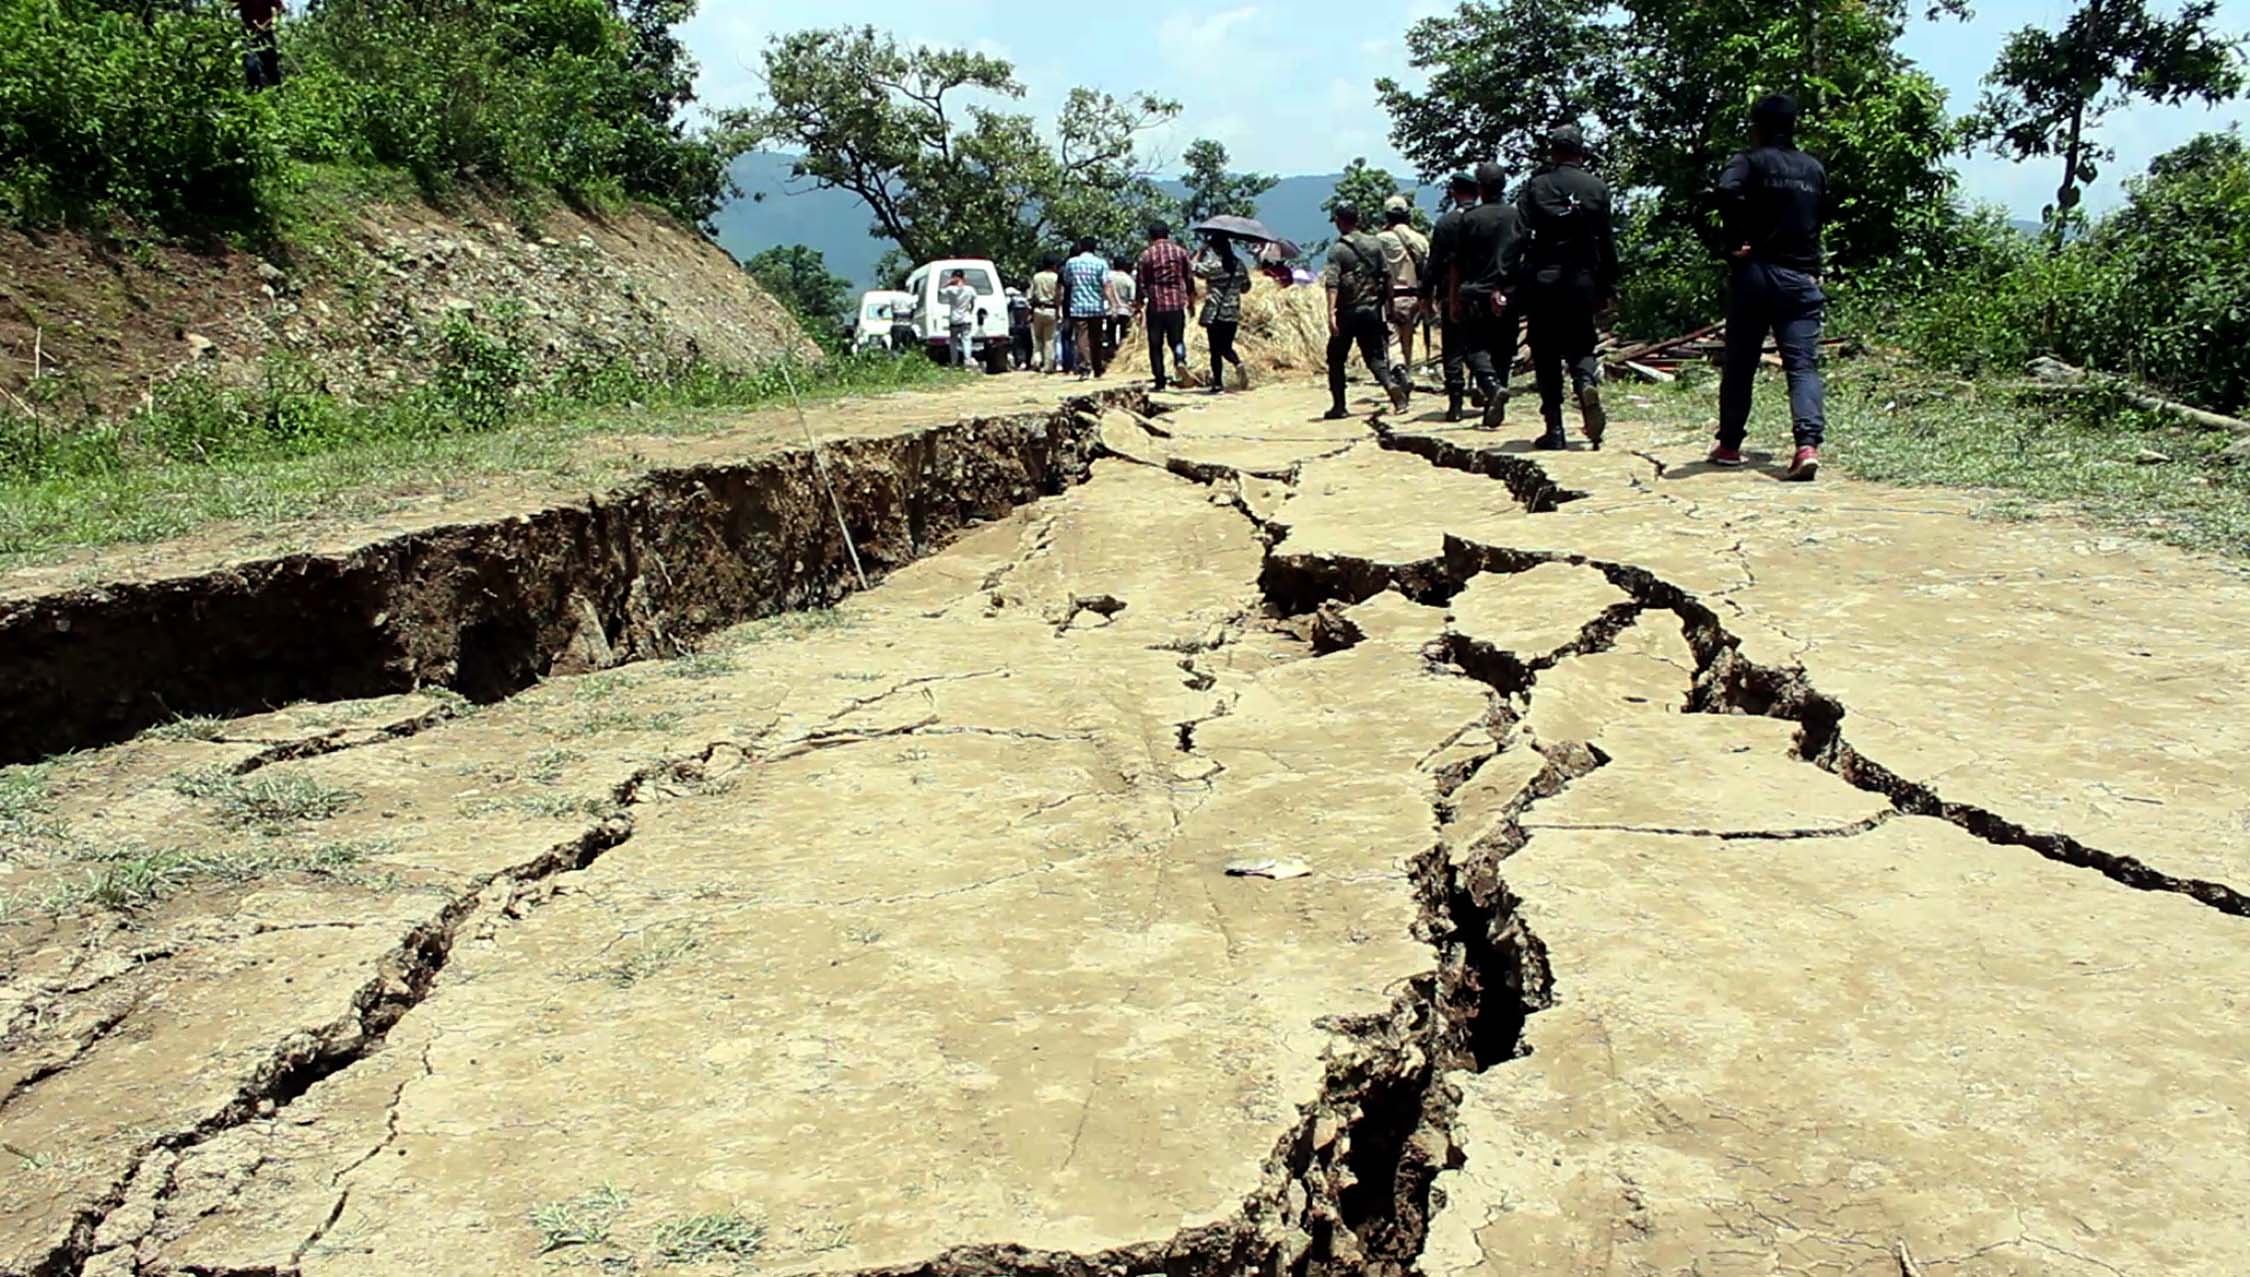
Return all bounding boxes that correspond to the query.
[0,391,1142,765]
[1277,430,2248,920]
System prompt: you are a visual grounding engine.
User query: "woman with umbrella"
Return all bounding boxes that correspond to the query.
[1190,217,1296,392]
[1193,233,1254,393]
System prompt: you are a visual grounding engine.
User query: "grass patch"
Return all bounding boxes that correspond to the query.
[528,1183,631,1254]
[582,924,702,987]
[1631,358,2250,558]
[171,768,360,830]
[564,707,686,738]
[0,763,64,843]
[716,608,852,649]
[19,837,389,917]
[653,1212,765,1266]
[140,715,231,743]
[0,351,967,569]
[663,651,737,680]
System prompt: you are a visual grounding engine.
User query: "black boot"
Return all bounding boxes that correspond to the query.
[1534,417,1567,450]
[1577,384,1607,449]
[1478,385,1506,431]
[1324,403,1352,420]
[1445,393,1463,423]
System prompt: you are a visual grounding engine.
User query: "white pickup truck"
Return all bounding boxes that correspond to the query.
[896,258,1010,372]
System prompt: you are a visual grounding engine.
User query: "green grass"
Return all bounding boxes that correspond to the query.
[528,1183,631,1254]
[1633,359,2250,559]
[12,837,389,918]
[139,714,231,743]
[583,925,703,987]
[0,351,967,569]
[0,763,63,843]
[170,768,361,830]
[653,1212,766,1266]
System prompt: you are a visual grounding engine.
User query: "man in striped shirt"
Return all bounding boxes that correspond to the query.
[1134,222,1197,390]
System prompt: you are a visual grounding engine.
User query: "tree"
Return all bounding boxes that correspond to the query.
[1176,139,1276,225]
[1323,158,1426,229]
[732,27,1179,278]
[742,244,852,331]
[1969,0,2245,250]
[1381,0,1962,284]
[1375,0,1625,181]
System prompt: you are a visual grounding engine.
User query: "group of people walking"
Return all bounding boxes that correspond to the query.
[1003,93,1833,478]
[1317,94,1831,479]
[1024,224,1257,393]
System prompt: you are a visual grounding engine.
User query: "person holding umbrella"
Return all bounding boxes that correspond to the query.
[1193,233,1254,393]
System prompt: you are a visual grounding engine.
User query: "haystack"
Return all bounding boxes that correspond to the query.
[1110,280,1330,386]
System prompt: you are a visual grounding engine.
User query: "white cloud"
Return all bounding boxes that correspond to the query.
[1156,5,1264,50]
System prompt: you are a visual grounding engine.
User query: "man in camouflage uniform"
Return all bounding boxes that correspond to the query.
[1322,204,1411,419]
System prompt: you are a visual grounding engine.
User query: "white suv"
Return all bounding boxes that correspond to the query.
[898,258,1010,371]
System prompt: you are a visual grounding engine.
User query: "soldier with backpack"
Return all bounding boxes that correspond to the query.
[1323,204,1411,420]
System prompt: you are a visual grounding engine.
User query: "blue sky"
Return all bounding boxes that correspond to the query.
[680,0,2248,216]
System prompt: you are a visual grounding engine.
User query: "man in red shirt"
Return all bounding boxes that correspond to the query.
[1133,222,1197,391]
[234,0,286,91]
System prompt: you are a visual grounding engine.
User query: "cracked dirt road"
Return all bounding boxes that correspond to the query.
[3,379,2246,1277]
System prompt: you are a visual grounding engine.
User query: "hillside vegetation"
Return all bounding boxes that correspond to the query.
[0,0,732,232]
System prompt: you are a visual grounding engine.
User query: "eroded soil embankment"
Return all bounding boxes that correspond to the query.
[0,395,1136,765]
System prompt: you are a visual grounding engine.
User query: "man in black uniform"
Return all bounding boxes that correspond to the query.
[1421,172,1480,421]
[1712,93,1829,481]
[1516,123,1618,449]
[1449,162,1527,430]
[1323,204,1411,419]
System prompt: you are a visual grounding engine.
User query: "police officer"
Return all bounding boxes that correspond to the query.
[1517,123,1618,450]
[1711,93,1829,481]
[1448,162,1527,430]
[1420,173,1480,421]
[1323,203,1410,419]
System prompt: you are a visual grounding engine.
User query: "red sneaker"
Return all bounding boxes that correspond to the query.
[1707,443,1745,467]
[1787,445,1820,481]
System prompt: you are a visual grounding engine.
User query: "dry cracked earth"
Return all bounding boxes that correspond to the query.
[3,378,2247,1277]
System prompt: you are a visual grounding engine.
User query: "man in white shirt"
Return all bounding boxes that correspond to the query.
[938,270,978,369]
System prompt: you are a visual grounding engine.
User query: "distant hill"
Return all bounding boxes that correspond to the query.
[711,153,1440,290]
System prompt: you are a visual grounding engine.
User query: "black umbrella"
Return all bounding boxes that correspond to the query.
[1192,215,1301,261]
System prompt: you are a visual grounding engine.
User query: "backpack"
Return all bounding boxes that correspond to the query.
[1332,232,1389,310]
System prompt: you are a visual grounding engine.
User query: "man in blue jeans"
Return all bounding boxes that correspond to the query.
[1711,93,1829,481]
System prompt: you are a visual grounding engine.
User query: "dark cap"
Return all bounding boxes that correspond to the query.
[1330,203,1360,225]
[1474,161,1506,188]
[1751,93,1799,131]
[1548,123,1587,153]
[1446,172,1477,193]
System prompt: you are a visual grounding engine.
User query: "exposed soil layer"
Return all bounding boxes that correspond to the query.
[0,392,1135,763]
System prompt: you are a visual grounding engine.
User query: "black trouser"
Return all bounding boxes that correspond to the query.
[1456,301,1519,403]
[1327,306,1393,409]
[244,28,281,90]
[1206,320,1241,385]
[1439,315,1466,397]
[1525,272,1602,432]
[1146,309,1187,385]
[1720,260,1827,448]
